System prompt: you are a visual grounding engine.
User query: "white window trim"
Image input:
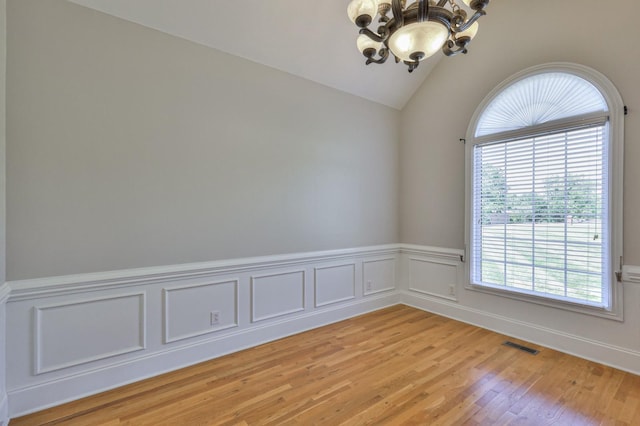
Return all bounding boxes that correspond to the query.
[464,62,625,321]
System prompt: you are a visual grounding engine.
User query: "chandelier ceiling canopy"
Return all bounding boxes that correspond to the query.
[348,0,490,72]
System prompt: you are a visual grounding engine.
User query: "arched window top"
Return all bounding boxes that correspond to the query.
[475,72,608,137]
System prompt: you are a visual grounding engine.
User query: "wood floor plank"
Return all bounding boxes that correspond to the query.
[10,305,640,425]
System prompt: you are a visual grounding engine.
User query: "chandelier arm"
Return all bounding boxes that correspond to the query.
[436,0,448,6]
[469,0,490,11]
[452,10,486,33]
[417,0,429,23]
[358,27,387,43]
[442,36,471,56]
[365,48,390,65]
[391,0,404,28]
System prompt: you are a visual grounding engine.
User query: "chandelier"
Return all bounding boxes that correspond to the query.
[347,0,490,72]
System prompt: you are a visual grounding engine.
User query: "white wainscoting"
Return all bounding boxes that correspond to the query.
[314,263,356,308]
[5,245,400,417]
[251,270,305,323]
[362,258,396,295]
[402,244,463,301]
[0,283,9,426]
[34,293,146,374]
[407,257,460,301]
[163,279,239,344]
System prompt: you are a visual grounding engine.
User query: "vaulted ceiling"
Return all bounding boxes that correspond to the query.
[67,0,442,110]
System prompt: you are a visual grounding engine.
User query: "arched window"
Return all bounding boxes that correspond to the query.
[465,63,624,319]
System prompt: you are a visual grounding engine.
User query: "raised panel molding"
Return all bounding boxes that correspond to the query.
[408,257,460,302]
[314,263,356,308]
[362,258,396,295]
[163,279,239,344]
[34,293,146,375]
[251,270,305,323]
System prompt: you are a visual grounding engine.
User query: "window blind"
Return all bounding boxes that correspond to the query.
[472,124,609,306]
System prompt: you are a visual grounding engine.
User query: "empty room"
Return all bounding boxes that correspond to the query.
[1,0,640,424]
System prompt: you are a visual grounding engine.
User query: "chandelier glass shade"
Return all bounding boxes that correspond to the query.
[348,0,489,72]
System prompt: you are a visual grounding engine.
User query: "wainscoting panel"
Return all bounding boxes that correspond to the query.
[34,293,146,374]
[251,270,305,323]
[314,263,356,308]
[408,257,459,301]
[0,284,9,426]
[362,258,396,295]
[163,279,239,344]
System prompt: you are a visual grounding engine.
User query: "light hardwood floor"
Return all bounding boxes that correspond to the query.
[11,305,640,425]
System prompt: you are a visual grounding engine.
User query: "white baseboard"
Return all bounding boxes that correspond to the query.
[0,393,7,426]
[1,284,8,426]
[401,290,640,376]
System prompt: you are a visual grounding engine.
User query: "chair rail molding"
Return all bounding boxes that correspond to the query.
[622,265,640,284]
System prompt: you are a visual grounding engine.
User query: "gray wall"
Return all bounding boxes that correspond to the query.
[6,0,400,280]
[0,0,5,283]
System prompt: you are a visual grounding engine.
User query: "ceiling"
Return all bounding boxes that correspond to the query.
[67,0,440,110]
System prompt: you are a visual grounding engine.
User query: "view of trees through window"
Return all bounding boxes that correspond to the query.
[480,165,599,225]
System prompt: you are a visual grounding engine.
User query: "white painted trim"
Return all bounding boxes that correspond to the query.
[401,291,640,376]
[7,244,400,301]
[0,283,9,304]
[33,293,146,375]
[622,265,640,284]
[0,393,7,426]
[163,279,240,344]
[250,270,306,323]
[362,257,397,296]
[407,257,459,302]
[8,293,399,418]
[313,263,356,308]
[400,244,464,262]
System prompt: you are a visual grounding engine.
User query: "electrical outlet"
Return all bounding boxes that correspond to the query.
[366,280,373,292]
[210,311,220,325]
[449,285,455,296]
